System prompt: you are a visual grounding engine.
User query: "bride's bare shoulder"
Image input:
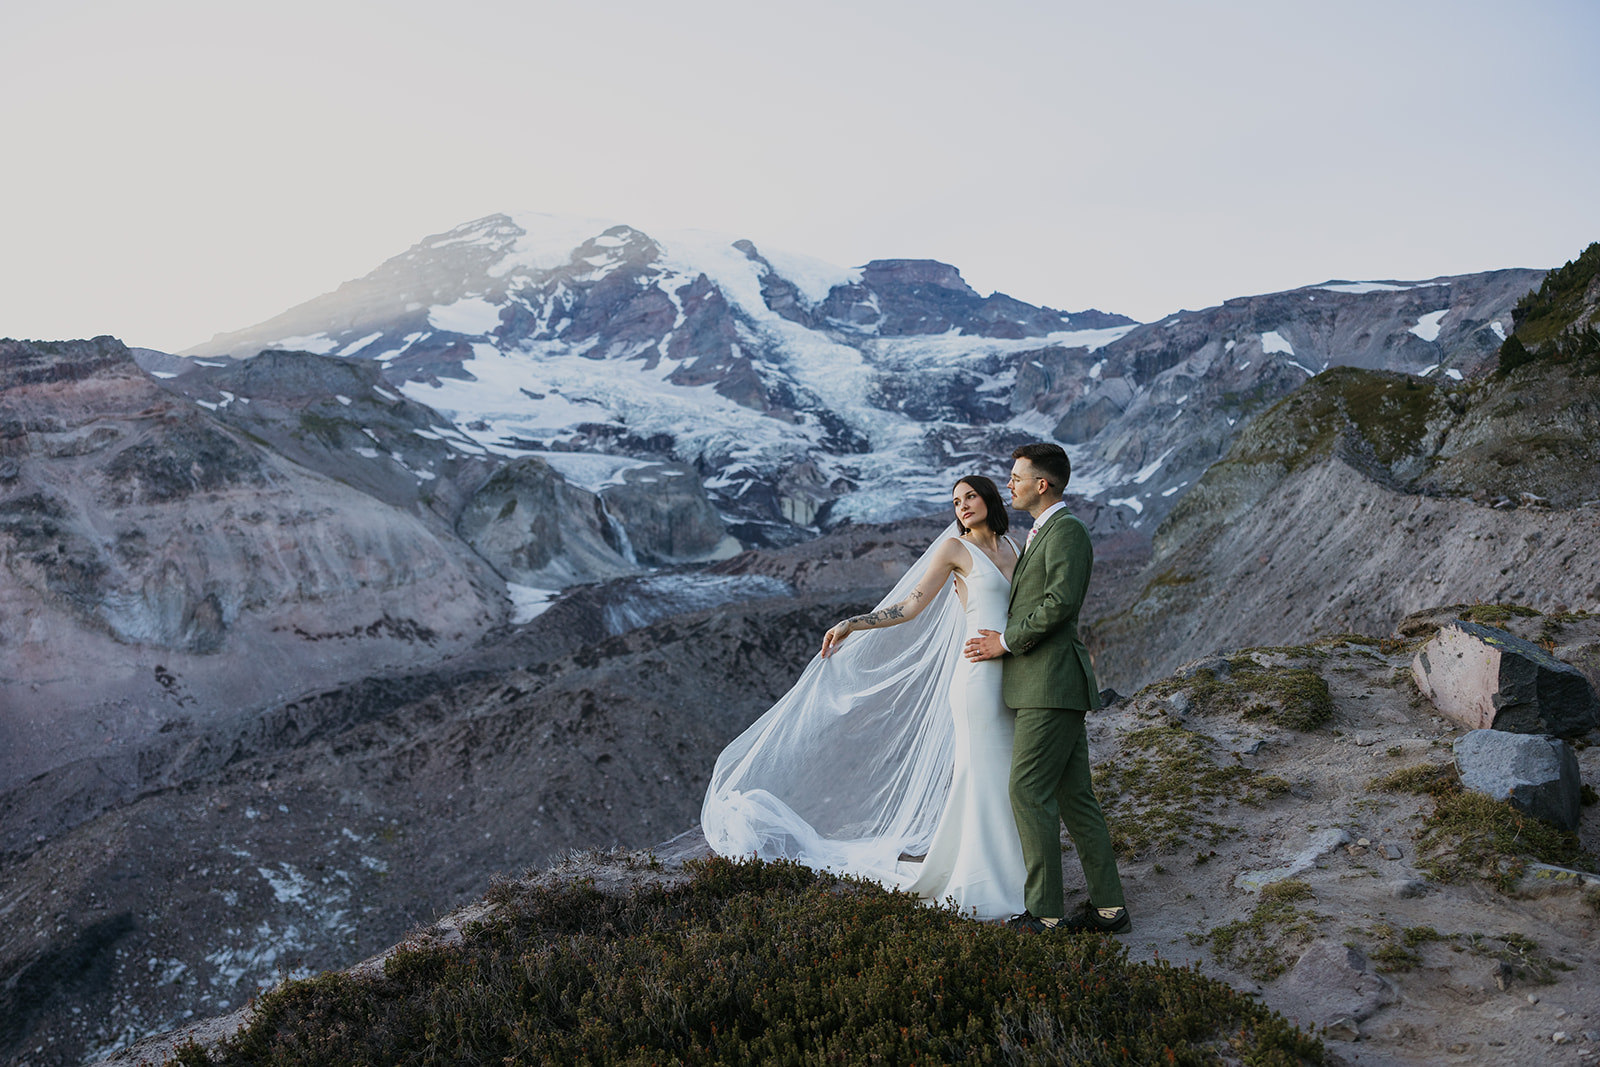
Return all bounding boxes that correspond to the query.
[935,535,976,572]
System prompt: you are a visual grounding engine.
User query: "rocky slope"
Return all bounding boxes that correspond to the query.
[1088,358,1600,692]
[0,339,504,856]
[173,212,1543,543]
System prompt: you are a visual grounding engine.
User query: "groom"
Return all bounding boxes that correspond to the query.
[964,443,1129,934]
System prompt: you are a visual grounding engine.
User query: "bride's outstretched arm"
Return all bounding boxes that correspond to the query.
[820,539,963,658]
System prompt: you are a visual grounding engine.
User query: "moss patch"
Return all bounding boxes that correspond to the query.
[1139,653,1334,732]
[1457,603,1541,627]
[1227,366,1449,475]
[1370,763,1593,891]
[1191,880,1325,982]
[173,856,1323,1066]
[1093,725,1289,859]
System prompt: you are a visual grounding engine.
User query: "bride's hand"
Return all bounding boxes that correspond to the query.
[820,621,853,658]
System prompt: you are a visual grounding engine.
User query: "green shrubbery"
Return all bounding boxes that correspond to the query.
[176,856,1322,1066]
[1498,241,1600,375]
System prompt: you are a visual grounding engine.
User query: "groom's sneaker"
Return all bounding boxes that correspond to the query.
[1056,903,1131,935]
[1004,911,1049,934]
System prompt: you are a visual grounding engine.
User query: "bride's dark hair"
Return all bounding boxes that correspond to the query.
[954,475,1009,537]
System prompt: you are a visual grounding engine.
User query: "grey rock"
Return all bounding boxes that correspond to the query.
[1273,941,1396,1026]
[1391,878,1429,898]
[597,463,740,565]
[1412,620,1600,738]
[456,457,639,587]
[1381,843,1403,860]
[1323,1017,1361,1042]
[1453,729,1583,831]
[1178,655,1233,680]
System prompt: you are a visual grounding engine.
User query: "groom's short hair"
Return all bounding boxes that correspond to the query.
[1012,442,1071,491]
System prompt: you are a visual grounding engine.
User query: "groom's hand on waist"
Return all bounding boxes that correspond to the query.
[964,630,1007,662]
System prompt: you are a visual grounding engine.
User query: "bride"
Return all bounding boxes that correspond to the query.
[701,476,1027,920]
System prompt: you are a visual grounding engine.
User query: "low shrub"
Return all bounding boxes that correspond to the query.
[177,856,1322,1066]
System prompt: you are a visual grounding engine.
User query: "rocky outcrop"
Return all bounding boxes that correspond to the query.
[1452,729,1583,831]
[597,463,739,565]
[148,348,499,524]
[455,456,638,587]
[1087,358,1600,692]
[1412,621,1600,737]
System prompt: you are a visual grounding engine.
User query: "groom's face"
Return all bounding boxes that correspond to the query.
[1007,458,1045,511]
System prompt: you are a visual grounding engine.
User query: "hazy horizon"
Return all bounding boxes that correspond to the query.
[3,0,1598,353]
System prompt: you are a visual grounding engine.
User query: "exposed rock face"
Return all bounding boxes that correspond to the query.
[1412,621,1600,737]
[811,258,1116,338]
[148,349,499,524]
[597,463,740,565]
[1452,729,1583,831]
[1013,268,1542,529]
[455,456,638,587]
[0,337,500,853]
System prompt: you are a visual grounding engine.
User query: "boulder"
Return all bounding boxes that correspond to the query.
[1272,941,1395,1028]
[1452,729,1583,831]
[1411,620,1600,738]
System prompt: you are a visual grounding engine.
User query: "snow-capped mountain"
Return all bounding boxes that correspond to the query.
[185,214,1135,541]
[183,213,1541,542]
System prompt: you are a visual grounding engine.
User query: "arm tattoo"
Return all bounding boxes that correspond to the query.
[847,602,906,629]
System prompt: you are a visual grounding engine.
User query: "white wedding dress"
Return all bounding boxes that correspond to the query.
[701,527,1026,920]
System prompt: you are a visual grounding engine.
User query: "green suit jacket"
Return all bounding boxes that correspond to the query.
[1001,508,1101,712]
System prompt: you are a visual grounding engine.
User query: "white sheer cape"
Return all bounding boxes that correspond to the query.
[701,523,966,886]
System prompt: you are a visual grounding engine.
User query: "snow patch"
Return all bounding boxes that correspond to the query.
[338,331,385,357]
[533,451,662,492]
[1445,368,1464,380]
[428,296,504,336]
[1490,320,1506,341]
[1108,495,1144,514]
[1317,281,1416,294]
[1260,331,1294,355]
[1286,360,1315,377]
[269,334,338,355]
[507,584,561,624]
[1409,309,1448,342]
[1132,448,1174,485]
[1419,364,1440,377]
[760,247,861,306]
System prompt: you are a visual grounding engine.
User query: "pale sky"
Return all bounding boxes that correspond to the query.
[3,0,1598,353]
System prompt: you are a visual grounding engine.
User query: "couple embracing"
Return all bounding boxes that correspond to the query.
[702,443,1128,934]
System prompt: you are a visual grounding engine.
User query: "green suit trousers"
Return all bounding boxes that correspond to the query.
[1009,706,1126,916]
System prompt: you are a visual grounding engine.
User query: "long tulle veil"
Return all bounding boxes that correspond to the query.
[701,522,966,884]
